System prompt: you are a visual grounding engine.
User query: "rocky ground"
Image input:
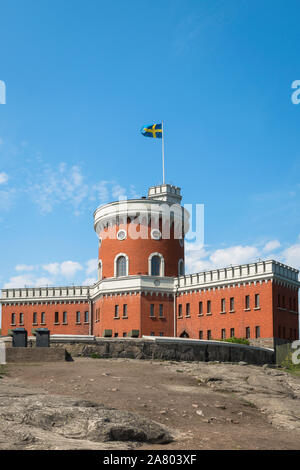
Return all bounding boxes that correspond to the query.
[0,358,300,450]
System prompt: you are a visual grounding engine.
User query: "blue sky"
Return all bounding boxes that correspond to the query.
[0,0,300,294]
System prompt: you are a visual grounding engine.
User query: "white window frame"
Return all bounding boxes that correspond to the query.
[114,253,129,277]
[148,252,165,277]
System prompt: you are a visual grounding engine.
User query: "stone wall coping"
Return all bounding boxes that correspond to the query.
[142,335,275,352]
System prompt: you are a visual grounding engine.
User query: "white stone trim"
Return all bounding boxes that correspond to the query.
[114,253,129,277]
[148,252,165,276]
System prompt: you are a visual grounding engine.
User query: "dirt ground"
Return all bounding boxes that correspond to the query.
[2,357,300,450]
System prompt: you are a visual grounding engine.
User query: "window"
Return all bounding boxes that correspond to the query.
[33,312,37,324]
[159,332,164,336]
[178,304,182,317]
[186,303,190,316]
[114,332,119,337]
[63,311,67,324]
[151,255,161,276]
[116,256,127,277]
[255,294,260,308]
[159,304,163,317]
[178,259,184,276]
[245,295,250,309]
[221,298,225,313]
[98,260,102,280]
[221,329,226,339]
[41,312,45,324]
[123,304,127,317]
[230,297,234,312]
[246,327,250,339]
[55,312,59,323]
[115,305,119,318]
[150,304,155,317]
[230,328,235,338]
[11,313,16,325]
[150,332,155,336]
[123,332,127,337]
[207,300,211,314]
[117,229,127,240]
[76,311,80,323]
[255,326,260,338]
[84,311,89,323]
[199,330,203,339]
[199,301,203,315]
[207,330,212,340]
[19,313,24,324]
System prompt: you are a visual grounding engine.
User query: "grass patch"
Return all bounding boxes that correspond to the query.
[90,353,102,359]
[280,350,300,376]
[0,364,7,378]
[221,337,250,345]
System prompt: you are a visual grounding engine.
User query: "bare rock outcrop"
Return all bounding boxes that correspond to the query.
[0,380,173,450]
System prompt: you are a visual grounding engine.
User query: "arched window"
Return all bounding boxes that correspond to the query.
[151,256,161,276]
[98,260,102,280]
[116,255,127,277]
[178,259,184,276]
[148,253,164,277]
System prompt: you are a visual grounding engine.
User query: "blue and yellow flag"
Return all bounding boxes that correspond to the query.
[140,123,163,139]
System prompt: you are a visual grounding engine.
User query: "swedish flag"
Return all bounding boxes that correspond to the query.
[140,123,163,139]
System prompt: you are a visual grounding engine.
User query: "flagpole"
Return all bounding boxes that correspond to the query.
[162,121,165,184]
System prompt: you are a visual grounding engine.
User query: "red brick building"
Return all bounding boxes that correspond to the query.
[1,183,299,348]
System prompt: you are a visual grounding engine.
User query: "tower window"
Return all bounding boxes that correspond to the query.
[116,256,127,277]
[151,255,161,276]
[255,294,260,308]
[76,311,80,323]
[245,295,250,309]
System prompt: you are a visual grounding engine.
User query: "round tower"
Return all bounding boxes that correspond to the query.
[93,184,189,281]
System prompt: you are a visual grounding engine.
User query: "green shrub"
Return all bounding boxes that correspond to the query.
[221,337,250,345]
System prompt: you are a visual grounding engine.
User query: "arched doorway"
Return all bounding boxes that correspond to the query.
[179,330,189,338]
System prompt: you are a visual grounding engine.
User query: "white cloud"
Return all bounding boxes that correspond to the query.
[85,258,98,275]
[43,261,83,278]
[15,264,36,272]
[3,274,51,288]
[42,262,60,275]
[282,243,300,270]
[82,277,97,286]
[263,240,281,252]
[60,261,83,278]
[0,172,8,184]
[185,243,259,274]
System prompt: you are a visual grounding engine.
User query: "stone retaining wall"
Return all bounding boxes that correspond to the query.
[5,347,66,363]
[50,337,274,365]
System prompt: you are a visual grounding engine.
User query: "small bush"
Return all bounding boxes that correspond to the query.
[221,337,250,345]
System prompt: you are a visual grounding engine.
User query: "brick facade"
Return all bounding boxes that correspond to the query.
[1,183,299,344]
